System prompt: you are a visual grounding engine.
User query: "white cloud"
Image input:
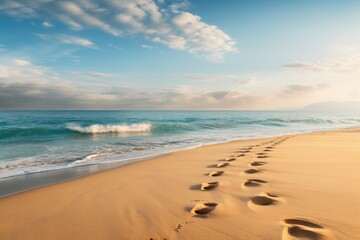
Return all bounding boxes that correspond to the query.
[153,35,186,50]
[0,58,119,109]
[0,56,266,110]
[161,89,261,109]
[108,44,125,51]
[58,1,121,36]
[284,55,360,72]
[0,1,35,17]
[1,59,51,84]
[1,56,354,110]
[0,0,236,61]
[57,35,95,48]
[184,74,256,85]
[168,1,190,14]
[166,11,236,61]
[42,21,53,28]
[280,84,330,96]
[73,71,119,78]
[37,34,96,48]
[13,59,31,66]
[141,44,154,49]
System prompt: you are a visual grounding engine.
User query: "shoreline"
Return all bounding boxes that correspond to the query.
[1,128,359,239]
[0,126,349,198]
[0,153,165,198]
[0,134,280,198]
[3,121,359,180]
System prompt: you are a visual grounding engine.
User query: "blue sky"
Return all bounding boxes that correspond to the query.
[1,0,360,109]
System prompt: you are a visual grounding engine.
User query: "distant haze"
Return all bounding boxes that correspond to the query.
[304,101,360,111]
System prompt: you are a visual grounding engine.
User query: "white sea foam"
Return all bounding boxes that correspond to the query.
[67,123,152,134]
[73,153,100,164]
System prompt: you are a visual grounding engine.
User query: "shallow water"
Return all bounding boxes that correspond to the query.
[1,110,359,178]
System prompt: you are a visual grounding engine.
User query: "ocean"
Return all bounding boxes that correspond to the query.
[1,110,359,179]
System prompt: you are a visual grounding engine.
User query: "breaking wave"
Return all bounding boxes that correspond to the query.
[67,123,152,134]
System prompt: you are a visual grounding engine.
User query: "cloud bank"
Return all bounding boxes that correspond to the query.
[280,84,330,96]
[0,58,266,110]
[0,58,351,110]
[0,0,236,61]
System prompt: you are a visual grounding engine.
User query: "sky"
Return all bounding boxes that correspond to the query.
[1,0,360,110]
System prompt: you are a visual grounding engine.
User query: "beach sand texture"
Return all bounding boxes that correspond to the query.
[0,129,359,240]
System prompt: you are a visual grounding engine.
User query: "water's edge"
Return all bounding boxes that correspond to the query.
[0,132,286,198]
[0,127,345,198]
[0,153,166,198]
[2,110,360,179]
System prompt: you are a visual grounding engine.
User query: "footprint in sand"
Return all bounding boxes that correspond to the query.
[264,149,272,152]
[244,168,262,174]
[224,157,237,162]
[217,162,229,168]
[251,195,276,206]
[257,152,267,155]
[191,202,218,216]
[280,218,329,240]
[201,182,219,190]
[257,155,268,159]
[239,150,250,153]
[248,192,281,210]
[232,154,245,157]
[209,171,224,177]
[242,179,267,188]
[282,219,323,228]
[175,221,195,232]
[250,161,267,166]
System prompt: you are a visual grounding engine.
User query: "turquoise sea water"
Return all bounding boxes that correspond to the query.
[1,110,359,179]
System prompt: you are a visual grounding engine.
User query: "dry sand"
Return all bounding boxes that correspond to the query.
[1,128,360,240]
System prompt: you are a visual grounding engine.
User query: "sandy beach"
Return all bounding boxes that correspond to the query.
[2,1,360,239]
[1,128,359,240]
